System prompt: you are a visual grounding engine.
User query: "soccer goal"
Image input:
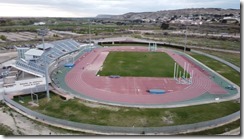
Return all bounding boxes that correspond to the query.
[148,43,157,52]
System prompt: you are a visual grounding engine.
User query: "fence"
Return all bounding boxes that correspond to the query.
[3,95,240,135]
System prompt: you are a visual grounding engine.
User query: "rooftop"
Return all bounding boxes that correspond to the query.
[36,43,54,50]
[24,49,44,56]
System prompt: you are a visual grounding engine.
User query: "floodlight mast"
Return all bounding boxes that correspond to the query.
[88,19,91,51]
[38,28,50,100]
[184,25,188,53]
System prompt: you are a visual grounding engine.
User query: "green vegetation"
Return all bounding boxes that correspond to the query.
[131,34,143,39]
[98,52,184,77]
[26,117,90,135]
[0,35,7,40]
[0,101,14,135]
[0,25,40,32]
[190,52,240,86]
[53,34,59,37]
[142,34,240,51]
[14,92,240,127]
[195,49,240,67]
[160,23,169,30]
[181,119,240,135]
[0,124,14,135]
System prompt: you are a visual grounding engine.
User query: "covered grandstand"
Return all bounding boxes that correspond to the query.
[12,39,86,77]
[0,39,98,95]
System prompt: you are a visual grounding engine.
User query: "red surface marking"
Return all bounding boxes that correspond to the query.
[65,46,228,105]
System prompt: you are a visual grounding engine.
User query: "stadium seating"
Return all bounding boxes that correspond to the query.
[14,39,83,76]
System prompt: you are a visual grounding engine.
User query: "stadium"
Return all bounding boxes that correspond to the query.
[50,38,239,108]
[0,36,240,134]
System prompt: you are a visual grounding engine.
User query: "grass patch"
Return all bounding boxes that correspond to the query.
[195,49,240,67]
[181,119,240,135]
[190,52,240,86]
[0,124,14,135]
[98,52,184,77]
[14,92,240,127]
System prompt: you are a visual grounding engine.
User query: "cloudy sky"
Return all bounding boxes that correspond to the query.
[0,0,240,17]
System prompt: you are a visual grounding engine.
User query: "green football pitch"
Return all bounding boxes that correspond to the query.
[97,51,184,77]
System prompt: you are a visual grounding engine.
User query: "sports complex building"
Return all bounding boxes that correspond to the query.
[0,37,240,135]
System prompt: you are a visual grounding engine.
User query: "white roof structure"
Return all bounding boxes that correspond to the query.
[25,49,44,56]
[34,22,46,26]
[36,43,54,50]
[14,39,81,77]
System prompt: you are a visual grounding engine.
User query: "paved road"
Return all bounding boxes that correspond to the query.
[0,52,17,65]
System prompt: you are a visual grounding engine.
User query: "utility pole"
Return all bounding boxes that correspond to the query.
[88,19,92,52]
[184,25,188,53]
[37,28,50,100]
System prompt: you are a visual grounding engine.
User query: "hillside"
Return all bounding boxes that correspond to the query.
[96,8,240,21]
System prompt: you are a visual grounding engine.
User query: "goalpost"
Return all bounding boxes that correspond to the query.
[148,43,157,51]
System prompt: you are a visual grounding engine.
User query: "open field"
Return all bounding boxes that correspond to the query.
[0,102,87,135]
[14,92,240,127]
[98,52,184,77]
[181,119,240,135]
[0,32,38,41]
[194,49,240,67]
[142,34,240,51]
[189,52,240,86]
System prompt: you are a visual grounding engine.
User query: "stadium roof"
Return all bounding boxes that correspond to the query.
[15,47,30,50]
[36,43,54,50]
[25,49,44,56]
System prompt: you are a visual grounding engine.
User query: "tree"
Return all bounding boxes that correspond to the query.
[53,34,59,37]
[0,35,7,40]
[160,22,169,30]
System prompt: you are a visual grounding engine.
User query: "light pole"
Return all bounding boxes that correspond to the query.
[88,19,92,51]
[37,28,50,100]
[184,25,188,53]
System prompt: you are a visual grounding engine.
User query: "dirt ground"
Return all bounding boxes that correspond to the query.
[0,52,17,66]
[0,106,85,135]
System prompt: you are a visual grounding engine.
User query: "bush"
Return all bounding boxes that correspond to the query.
[0,35,7,40]
[53,34,59,37]
[160,22,169,30]
[163,32,169,35]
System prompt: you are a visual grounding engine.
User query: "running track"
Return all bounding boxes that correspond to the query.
[65,46,228,105]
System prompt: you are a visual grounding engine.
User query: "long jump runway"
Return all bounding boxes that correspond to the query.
[65,46,228,106]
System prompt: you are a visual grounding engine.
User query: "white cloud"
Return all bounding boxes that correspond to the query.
[0,3,93,17]
[0,0,240,17]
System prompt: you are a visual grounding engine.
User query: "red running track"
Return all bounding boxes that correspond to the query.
[65,46,228,105]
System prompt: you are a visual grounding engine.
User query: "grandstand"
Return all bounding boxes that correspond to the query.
[0,39,100,95]
[12,39,84,77]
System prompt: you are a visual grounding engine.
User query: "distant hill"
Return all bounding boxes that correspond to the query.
[96,8,240,20]
[96,14,117,19]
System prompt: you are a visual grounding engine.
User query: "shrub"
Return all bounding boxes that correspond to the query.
[0,35,7,40]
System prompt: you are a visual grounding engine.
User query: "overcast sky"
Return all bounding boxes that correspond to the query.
[0,0,240,17]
